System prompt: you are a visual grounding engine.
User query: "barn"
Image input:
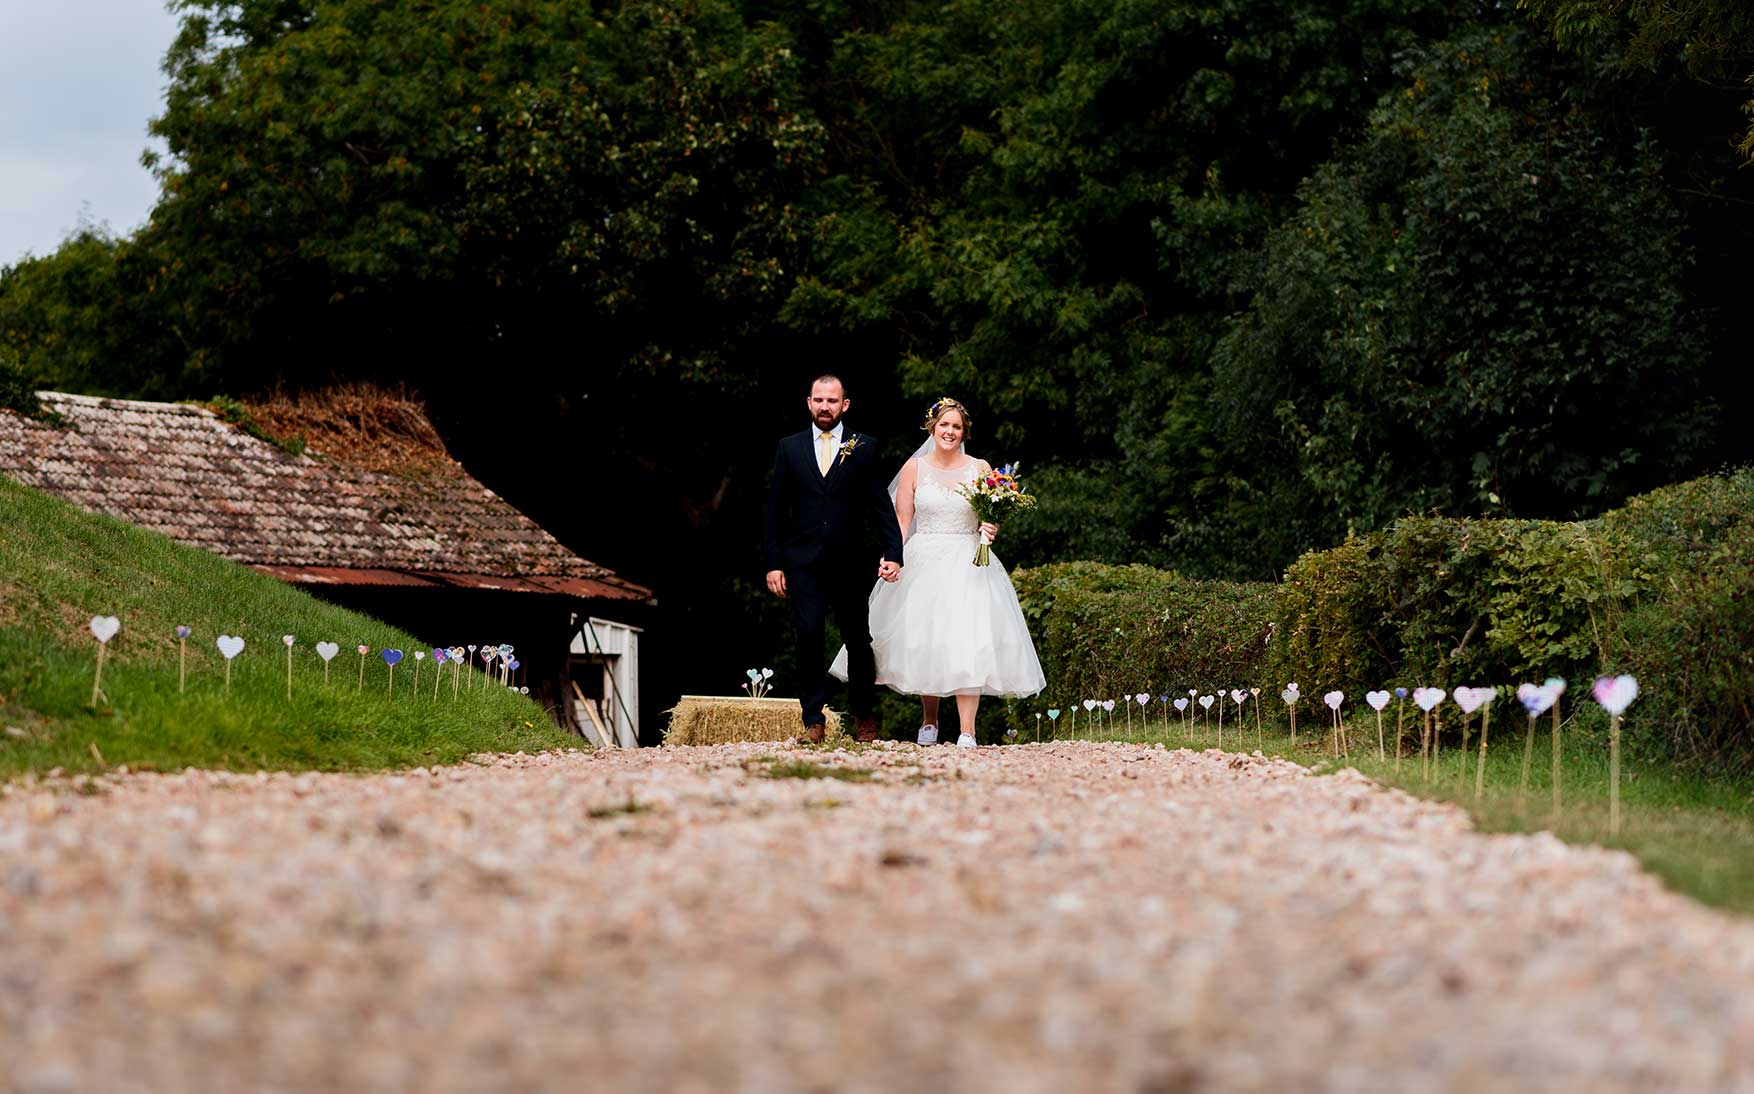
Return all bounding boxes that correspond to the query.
[0,389,652,746]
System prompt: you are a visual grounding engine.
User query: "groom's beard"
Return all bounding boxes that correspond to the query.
[813,411,844,431]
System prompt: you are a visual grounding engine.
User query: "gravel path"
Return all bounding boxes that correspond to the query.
[2,741,1751,1093]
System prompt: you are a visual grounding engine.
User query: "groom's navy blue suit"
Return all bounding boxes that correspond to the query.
[764,426,905,729]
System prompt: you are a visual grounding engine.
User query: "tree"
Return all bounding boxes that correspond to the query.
[1211,25,1712,557]
[1520,0,1754,159]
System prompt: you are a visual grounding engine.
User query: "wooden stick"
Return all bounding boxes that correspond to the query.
[179,639,187,695]
[90,642,107,707]
[286,644,293,701]
[1457,712,1470,794]
[1474,704,1491,800]
[1375,709,1386,762]
[1289,704,1297,748]
[1550,701,1563,819]
[1519,712,1536,809]
[1420,711,1431,782]
[358,650,366,691]
[1395,700,1404,775]
[413,659,422,696]
[1255,697,1263,751]
[1609,713,1622,836]
[225,658,233,693]
[1432,709,1443,777]
[435,661,443,700]
[388,662,395,699]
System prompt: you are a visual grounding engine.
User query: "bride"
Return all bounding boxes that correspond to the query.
[831,398,1046,747]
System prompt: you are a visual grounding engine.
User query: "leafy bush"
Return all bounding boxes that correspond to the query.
[1011,562,1274,723]
[1024,471,1754,770]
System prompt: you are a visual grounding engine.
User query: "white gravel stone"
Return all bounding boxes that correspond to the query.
[0,741,1750,1092]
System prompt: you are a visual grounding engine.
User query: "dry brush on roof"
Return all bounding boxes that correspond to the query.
[242,385,466,481]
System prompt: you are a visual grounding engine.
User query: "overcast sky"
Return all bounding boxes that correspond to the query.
[1,2,182,266]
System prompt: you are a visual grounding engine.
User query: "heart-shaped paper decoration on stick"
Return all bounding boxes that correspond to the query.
[175,625,192,639]
[1174,697,1189,712]
[89,616,120,644]
[1366,690,1391,711]
[357,644,369,655]
[381,649,404,667]
[414,650,426,661]
[1593,674,1639,717]
[432,648,446,664]
[1230,689,1246,705]
[1102,699,1115,711]
[1280,688,1297,705]
[1136,693,1150,706]
[482,649,496,663]
[761,668,773,679]
[316,642,340,662]
[1454,687,1486,714]
[1083,699,1096,711]
[498,644,514,657]
[1517,682,1558,715]
[282,634,295,647]
[1323,690,1344,711]
[1413,687,1444,712]
[1046,709,1060,720]
[217,635,245,660]
[1198,695,1214,710]
[507,660,520,671]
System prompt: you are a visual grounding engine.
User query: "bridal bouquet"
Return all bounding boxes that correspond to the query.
[958,462,1036,566]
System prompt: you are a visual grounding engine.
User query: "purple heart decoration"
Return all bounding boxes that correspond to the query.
[381,649,404,667]
[507,659,521,671]
[432,648,447,664]
[174,625,192,639]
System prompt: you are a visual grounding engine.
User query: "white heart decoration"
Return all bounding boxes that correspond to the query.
[1188,689,1198,697]
[315,641,340,662]
[1102,700,1115,711]
[1413,687,1444,713]
[1173,698,1189,712]
[762,668,773,679]
[1365,690,1392,712]
[1592,675,1640,717]
[89,615,120,644]
[1230,689,1247,705]
[414,650,426,660]
[1454,686,1486,714]
[216,635,245,660]
[1198,695,1214,710]
[1517,682,1561,716]
[282,634,295,647]
[1280,688,1298,705]
[1083,699,1097,711]
[1323,690,1344,711]
[1135,693,1150,705]
[1286,682,1300,694]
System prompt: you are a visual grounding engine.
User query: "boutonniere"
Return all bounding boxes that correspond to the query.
[838,434,863,464]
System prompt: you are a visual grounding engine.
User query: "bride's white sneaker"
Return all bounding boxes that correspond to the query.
[956,732,977,749]
[916,724,938,745]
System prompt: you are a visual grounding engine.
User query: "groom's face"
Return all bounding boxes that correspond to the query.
[808,381,849,431]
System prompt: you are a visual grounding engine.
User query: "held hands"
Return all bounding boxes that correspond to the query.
[765,569,788,598]
[979,522,999,542]
[877,560,902,583]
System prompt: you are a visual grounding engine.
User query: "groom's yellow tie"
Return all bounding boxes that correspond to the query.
[817,431,835,476]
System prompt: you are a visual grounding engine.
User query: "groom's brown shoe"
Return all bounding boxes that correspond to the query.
[803,722,826,745]
[853,715,880,743]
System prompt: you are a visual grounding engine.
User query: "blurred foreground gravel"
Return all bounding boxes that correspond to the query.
[2,741,1751,1093]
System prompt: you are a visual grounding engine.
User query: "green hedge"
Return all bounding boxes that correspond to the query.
[1279,471,1754,769]
[1014,471,1754,770]
[1010,562,1275,725]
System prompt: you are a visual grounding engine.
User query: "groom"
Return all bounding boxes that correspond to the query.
[764,375,905,743]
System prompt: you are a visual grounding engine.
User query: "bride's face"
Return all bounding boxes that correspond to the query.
[933,410,965,451]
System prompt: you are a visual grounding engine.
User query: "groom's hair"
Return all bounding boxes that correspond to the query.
[811,373,847,395]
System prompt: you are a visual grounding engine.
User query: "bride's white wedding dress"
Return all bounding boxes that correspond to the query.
[831,457,1046,697]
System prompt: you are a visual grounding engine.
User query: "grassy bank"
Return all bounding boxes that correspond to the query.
[0,477,571,776]
[1017,708,1754,915]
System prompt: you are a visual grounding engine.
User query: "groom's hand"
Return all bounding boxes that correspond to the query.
[878,560,901,583]
[765,569,788,598]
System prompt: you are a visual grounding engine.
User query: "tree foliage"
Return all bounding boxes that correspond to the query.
[1212,27,1711,560]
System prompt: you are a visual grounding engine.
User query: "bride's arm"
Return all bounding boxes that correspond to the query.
[972,459,1000,542]
[893,459,918,543]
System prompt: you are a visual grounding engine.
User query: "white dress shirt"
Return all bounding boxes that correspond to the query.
[815,420,844,476]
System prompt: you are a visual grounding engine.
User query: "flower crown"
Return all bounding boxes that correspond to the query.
[922,396,964,431]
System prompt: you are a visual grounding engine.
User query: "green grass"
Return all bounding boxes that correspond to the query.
[754,758,874,782]
[0,477,572,777]
[1021,706,1754,915]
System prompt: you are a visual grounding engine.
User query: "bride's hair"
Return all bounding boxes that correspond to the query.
[922,397,972,441]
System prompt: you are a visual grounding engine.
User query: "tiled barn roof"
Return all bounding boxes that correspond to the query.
[0,392,651,602]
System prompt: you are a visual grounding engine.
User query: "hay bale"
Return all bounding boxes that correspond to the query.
[663,696,844,746]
